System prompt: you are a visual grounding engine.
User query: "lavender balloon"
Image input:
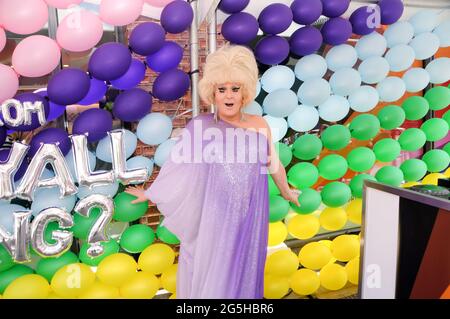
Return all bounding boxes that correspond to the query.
[350,6,377,36]
[218,0,250,14]
[3,93,50,131]
[321,0,350,18]
[0,148,28,181]
[161,0,194,34]
[255,36,290,65]
[129,22,165,56]
[113,88,152,122]
[78,78,107,105]
[153,69,190,101]
[73,108,113,143]
[291,0,323,25]
[146,41,183,73]
[290,26,323,56]
[29,128,71,157]
[221,12,259,45]
[111,59,146,90]
[48,68,91,106]
[321,17,352,45]
[34,89,66,122]
[258,3,293,35]
[88,42,132,81]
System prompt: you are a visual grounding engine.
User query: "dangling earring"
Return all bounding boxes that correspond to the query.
[214,107,218,123]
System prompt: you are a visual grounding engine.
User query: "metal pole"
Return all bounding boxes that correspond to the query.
[189,0,200,117]
[208,8,217,115]
[423,58,435,153]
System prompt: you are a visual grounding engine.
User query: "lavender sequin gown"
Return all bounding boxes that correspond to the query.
[145,113,270,299]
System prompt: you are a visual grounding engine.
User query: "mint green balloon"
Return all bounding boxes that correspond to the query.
[422,149,450,172]
[275,142,292,167]
[375,166,404,186]
[347,147,376,172]
[156,224,180,245]
[318,154,348,180]
[321,182,351,208]
[289,188,321,214]
[268,174,280,196]
[349,174,376,198]
[0,265,34,294]
[424,86,450,111]
[0,245,14,272]
[287,162,319,189]
[377,105,406,130]
[120,224,155,253]
[420,118,449,142]
[321,125,351,150]
[292,134,322,160]
[398,128,426,151]
[400,159,428,182]
[79,240,120,266]
[36,251,79,282]
[402,96,429,120]
[269,195,290,222]
[349,114,380,141]
[444,142,450,156]
[373,138,401,162]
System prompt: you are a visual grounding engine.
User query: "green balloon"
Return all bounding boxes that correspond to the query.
[349,174,376,198]
[349,114,380,141]
[0,265,34,294]
[321,182,351,208]
[268,174,280,196]
[398,128,426,151]
[375,166,404,187]
[0,245,14,272]
[45,221,63,245]
[36,251,79,282]
[347,147,376,172]
[275,142,292,167]
[401,96,430,120]
[292,134,322,160]
[156,224,180,245]
[318,154,348,180]
[321,125,351,150]
[424,86,450,111]
[400,159,428,182]
[119,224,155,253]
[113,192,148,222]
[422,149,450,173]
[269,195,290,222]
[373,138,401,162]
[443,110,450,126]
[287,162,319,189]
[444,142,450,156]
[377,105,406,130]
[289,188,321,214]
[420,118,449,142]
[71,207,102,240]
[79,240,120,266]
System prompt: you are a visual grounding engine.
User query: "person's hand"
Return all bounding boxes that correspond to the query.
[282,188,301,207]
[125,186,148,204]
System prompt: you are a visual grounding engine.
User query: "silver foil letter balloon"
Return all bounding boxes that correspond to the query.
[0,141,29,200]
[0,211,32,263]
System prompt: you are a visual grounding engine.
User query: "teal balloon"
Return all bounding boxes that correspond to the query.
[377,76,406,102]
[297,78,331,106]
[263,89,298,118]
[289,188,321,214]
[77,181,120,199]
[358,56,389,84]
[294,54,327,81]
[120,224,155,253]
[275,142,292,167]
[347,147,376,172]
[321,182,351,208]
[269,195,290,222]
[422,149,450,173]
[156,224,180,245]
[402,96,430,120]
[321,124,351,151]
[96,129,137,162]
[349,174,376,198]
[377,105,406,130]
[385,44,415,72]
[398,128,426,151]
[127,156,154,182]
[31,187,77,217]
[0,245,14,272]
[36,251,79,282]
[402,68,430,93]
[287,162,319,189]
[0,265,34,294]
[79,240,120,266]
[420,118,449,142]
[349,114,380,140]
[329,68,361,97]
[375,166,404,187]
[409,32,439,60]
[292,134,322,160]
[373,138,401,162]
[325,44,357,72]
[318,154,348,180]
[137,112,173,146]
[268,174,281,196]
[261,65,295,93]
[400,159,428,182]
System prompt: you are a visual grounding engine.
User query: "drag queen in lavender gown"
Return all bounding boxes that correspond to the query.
[126,45,300,299]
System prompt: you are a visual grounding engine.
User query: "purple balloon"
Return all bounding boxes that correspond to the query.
[0,148,28,181]
[290,26,323,56]
[222,12,259,45]
[129,22,165,56]
[255,35,290,65]
[78,78,108,106]
[350,6,377,36]
[258,3,293,35]
[110,59,146,90]
[0,127,6,147]
[34,89,66,122]
[113,88,152,122]
[146,41,183,73]
[72,108,112,143]
[161,0,194,34]
[153,69,190,101]
[29,128,71,157]
[88,42,132,81]
[48,68,91,106]
[379,0,404,25]
[321,0,350,18]
[291,0,323,25]
[218,0,250,14]
[321,17,352,45]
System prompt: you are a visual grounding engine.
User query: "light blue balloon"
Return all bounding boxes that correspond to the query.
[318,95,350,122]
[255,80,261,98]
[287,105,319,132]
[355,32,387,60]
[425,57,450,84]
[126,156,154,184]
[433,20,450,47]
[31,187,77,217]
[65,149,97,182]
[409,32,440,60]
[384,21,414,48]
[385,44,415,72]
[409,10,439,35]
[263,89,298,118]
[137,113,173,146]
[263,115,287,143]
[377,77,406,103]
[96,129,137,163]
[0,204,26,233]
[349,86,379,112]
[261,65,295,93]
[402,68,430,93]
[154,139,177,167]
[330,68,361,97]
[326,44,357,72]
[297,78,331,106]
[77,181,119,199]
[243,101,263,116]
[358,56,389,84]
[294,54,327,81]
[0,200,10,207]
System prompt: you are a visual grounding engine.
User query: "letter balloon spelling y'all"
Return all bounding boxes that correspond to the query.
[0,211,32,263]
[0,142,29,200]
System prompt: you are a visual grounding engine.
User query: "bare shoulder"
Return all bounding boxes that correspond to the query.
[245,114,269,130]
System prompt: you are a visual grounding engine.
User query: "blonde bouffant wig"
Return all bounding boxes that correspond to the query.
[198,44,259,109]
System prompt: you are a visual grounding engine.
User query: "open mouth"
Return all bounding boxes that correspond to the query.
[225,103,234,108]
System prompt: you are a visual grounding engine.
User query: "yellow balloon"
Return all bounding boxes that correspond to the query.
[346,199,362,225]
[264,275,290,299]
[402,181,421,188]
[138,243,175,275]
[318,240,332,249]
[96,253,137,287]
[120,272,160,299]
[445,167,450,178]
[265,249,299,277]
[47,291,63,299]
[290,269,320,296]
[422,173,446,185]
[320,263,348,291]
[169,293,177,299]
[298,242,332,270]
[331,235,360,262]
[3,274,50,299]
[287,215,320,240]
[161,264,178,294]
[268,221,288,246]
[78,281,120,299]
[319,207,348,231]
[51,263,95,298]
[345,257,360,285]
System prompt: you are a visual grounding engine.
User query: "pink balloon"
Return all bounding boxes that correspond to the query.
[144,0,174,8]
[44,0,82,9]
[12,35,61,78]
[57,10,103,52]
[0,28,5,52]
[0,64,19,104]
[100,0,144,26]
[0,0,48,35]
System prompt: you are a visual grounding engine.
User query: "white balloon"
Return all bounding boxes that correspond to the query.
[425,57,450,84]
[318,95,350,122]
[385,44,415,72]
[330,68,361,97]
[408,10,439,35]
[294,54,327,81]
[355,32,387,60]
[377,77,406,103]
[243,101,263,116]
[263,115,288,143]
[358,56,390,84]
[325,44,358,72]
[263,89,298,118]
[287,105,319,132]
[348,86,379,113]
[261,65,295,93]
[433,20,450,47]
[383,21,414,48]
[403,68,430,93]
[409,32,440,60]
[297,78,331,106]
